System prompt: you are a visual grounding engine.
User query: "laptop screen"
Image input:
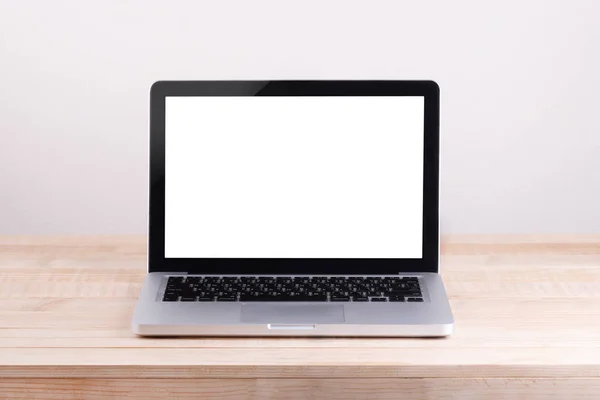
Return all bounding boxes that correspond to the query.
[164,96,424,259]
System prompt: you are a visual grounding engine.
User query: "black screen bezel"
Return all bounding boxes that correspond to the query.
[149,80,439,274]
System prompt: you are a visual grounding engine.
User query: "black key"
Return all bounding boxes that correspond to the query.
[180,296,196,302]
[370,297,387,302]
[391,283,408,290]
[353,297,369,302]
[216,297,236,301]
[163,292,179,301]
[407,297,424,302]
[388,290,420,297]
[389,297,405,302]
[199,297,214,302]
[330,296,351,302]
[239,295,327,302]
[239,296,260,301]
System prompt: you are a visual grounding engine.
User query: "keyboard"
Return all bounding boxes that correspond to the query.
[162,276,423,302]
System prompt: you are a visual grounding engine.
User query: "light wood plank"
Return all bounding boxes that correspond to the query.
[1,378,600,400]
[0,298,599,347]
[1,347,600,378]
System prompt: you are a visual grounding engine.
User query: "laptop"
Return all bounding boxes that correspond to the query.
[132,80,454,337]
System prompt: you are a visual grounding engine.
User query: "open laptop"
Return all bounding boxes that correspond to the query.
[132,80,454,337]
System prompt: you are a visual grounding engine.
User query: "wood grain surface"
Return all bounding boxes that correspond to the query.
[1,235,600,399]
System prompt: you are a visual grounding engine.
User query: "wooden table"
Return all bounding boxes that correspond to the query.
[1,236,599,399]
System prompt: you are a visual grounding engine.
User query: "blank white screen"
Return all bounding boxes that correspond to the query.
[165,96,424,258]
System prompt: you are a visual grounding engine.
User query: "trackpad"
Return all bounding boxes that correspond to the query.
[241,304,345,324]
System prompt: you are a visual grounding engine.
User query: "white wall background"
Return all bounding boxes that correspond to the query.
[1,0,599,234]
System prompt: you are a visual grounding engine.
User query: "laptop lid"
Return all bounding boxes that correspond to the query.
[148,81,439,275]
